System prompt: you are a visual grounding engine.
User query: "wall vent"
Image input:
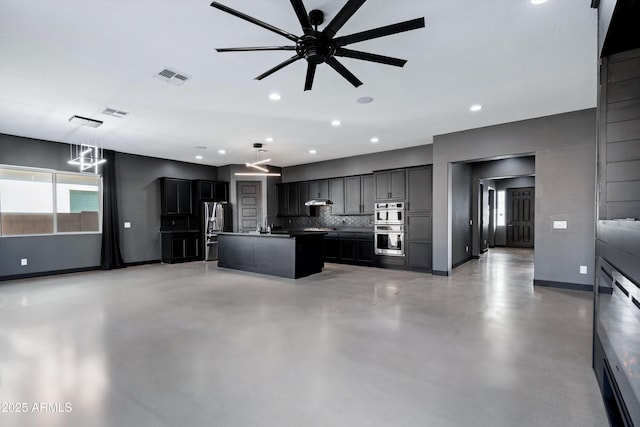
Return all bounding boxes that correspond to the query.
[153,67,190,86]
[102,108,129,118]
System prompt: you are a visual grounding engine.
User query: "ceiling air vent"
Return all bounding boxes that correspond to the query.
[102,108,129,118]
[153,67,190,86]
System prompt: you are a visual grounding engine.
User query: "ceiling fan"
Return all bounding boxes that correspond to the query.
[210,0,425,91]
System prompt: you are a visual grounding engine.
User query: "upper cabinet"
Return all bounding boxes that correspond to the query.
[329,178,345,215]
[161,178,192,215]
[195,180,229,202]
[344,174,374,214]
[375,169,405,200]
[277,182,309,217]
[406,166,432,213]
[361,174,374,214]
[308,179,329,200]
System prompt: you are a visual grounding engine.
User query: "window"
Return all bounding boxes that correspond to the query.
[56,173,101,233]
[497,190,506,226]
[0,166,101,236]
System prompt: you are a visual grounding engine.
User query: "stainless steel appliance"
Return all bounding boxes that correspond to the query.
[375,224,404,256]
[203,201,231,261]
[374,202,405,256]
[374,202,405,224]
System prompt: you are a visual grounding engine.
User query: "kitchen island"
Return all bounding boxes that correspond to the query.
[217,231,326,279]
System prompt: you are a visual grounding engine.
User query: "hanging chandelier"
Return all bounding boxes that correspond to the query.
[67,115,106,173]
[234,143,280,176]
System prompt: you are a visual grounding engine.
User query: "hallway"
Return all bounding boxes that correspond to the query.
[0,249,606,426]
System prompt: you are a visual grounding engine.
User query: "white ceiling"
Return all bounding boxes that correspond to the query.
[0,0,597,168]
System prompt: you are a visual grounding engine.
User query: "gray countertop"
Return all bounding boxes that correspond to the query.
[218,231,328,239]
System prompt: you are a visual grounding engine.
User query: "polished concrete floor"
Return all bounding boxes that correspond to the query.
[0,248,607,426]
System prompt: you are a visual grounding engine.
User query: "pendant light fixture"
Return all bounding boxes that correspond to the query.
[67,115,106,173]
[235,143,281,176]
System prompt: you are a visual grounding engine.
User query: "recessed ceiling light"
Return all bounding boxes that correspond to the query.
[269,93,281,101]
[370,137,379,143]
[470,104,483,112]
[331,120,341,126]
[195,155,203,160]
[309,149,317,154]
[265,137,273,142]
[218,149,226,154]
[530,0,548,4]
[357,96,374,104]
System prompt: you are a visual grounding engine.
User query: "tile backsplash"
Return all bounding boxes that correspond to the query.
[274,206,373,229]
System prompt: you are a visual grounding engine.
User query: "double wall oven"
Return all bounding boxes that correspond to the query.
[374,202,405,256]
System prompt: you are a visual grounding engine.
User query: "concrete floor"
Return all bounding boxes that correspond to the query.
[0,248,607,426]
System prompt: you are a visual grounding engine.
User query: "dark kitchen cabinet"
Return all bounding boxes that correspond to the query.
[344,174,375,214]
[339,237,357,262]
[324,235,340,262]
[361,174,374,214]
[287,183,299,216]
[329,178,345,214]
[375,169,405,200]
[324,231,373,266]
[298,181,310,216]
[407,166,432,213]
[161,232,199,263]
[277,182,309,217]
[308,179,329,199]
[344,176,362,214]
[161,178,192,215]
[195,180,229,202]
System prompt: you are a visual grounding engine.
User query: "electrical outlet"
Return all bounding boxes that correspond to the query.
[580,265,588,274]
[465,245,469,252]
[124,222,131,229]
[21,258,28,266]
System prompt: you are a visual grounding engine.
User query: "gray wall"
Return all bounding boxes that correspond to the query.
[433,109,597,287]
[116,153,218,264]
[451,163,472,267]
[0,133,219,277]
[0,134,102,277]
[283,145,433,182]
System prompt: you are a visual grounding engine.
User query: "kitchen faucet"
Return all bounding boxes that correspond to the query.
[264,216,273,233]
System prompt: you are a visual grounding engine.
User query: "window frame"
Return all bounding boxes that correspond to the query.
[0,164,103,238]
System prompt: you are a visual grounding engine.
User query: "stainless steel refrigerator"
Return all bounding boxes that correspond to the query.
[202,201,232,261]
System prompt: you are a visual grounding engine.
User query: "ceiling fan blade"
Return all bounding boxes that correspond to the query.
[255,54,302,80]
[334,17,425,47]
[335,48,407,67]
[325,57,362,88]
[211,2,299,42]
[322,0,367,39]
[304,62,317,91]
[290,0,314,35]
[216,46,297,52]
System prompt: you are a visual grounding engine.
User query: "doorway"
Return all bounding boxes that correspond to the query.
[506,187,534,248]
[236,181,262,233]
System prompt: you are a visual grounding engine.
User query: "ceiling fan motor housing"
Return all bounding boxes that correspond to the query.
[297,33,335,64]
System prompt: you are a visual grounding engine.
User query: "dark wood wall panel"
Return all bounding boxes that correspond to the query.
[607,118,640,142]
[607,78,640,102]
[606,99,640,122]
[607,201,640,220]
[600,49,640,221]
[607,57,640,82]
[607,181,640,201]
[607,140,640,162]
[606,160,640,181]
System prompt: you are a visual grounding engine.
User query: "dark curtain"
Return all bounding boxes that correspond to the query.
[100,149,125,270]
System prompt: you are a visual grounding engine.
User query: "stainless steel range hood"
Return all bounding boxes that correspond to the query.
[304,199,334,206]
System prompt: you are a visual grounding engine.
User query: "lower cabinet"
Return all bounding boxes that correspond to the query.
[324,232,374,266]
[162,232,200,263]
